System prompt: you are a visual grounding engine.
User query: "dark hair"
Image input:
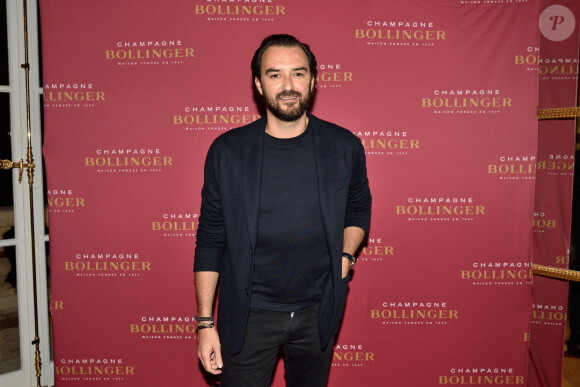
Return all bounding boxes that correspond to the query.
[251,34,318,81]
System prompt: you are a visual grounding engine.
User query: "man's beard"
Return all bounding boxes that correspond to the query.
[263,89,312,122]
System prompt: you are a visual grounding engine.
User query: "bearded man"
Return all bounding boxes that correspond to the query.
[194,34,372,387]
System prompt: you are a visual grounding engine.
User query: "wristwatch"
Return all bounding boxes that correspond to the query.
[342,252,356,270]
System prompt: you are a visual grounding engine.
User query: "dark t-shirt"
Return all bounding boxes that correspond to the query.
[250,124,330,311]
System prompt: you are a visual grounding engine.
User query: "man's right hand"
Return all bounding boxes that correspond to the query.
[197,327,223,374]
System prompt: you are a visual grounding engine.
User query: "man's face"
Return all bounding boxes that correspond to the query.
[254,45,315,122]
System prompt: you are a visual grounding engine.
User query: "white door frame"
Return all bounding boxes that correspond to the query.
[1,0,53,386]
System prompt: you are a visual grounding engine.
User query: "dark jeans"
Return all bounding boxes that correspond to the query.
[220,304,334,387]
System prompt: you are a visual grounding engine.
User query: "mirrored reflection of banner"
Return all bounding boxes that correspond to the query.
[529,1,580,386]
[40,1,541,385]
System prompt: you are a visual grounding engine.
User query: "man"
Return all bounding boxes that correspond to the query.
[194,34,371,386]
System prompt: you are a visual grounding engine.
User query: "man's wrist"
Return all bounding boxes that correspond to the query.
[342,252,356,270]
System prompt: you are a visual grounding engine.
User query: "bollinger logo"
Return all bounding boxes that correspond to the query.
[315,63,353,89]
[106,40,194,66]
[65,253,151,278]
[356,20,446,48]
[540,5,576,42]
[353,130,419,156]
[44,83,104,108]
[194,0,286,22]
[536,154,574,177]
[47,189,86,213]
[539,58,579,79]
[532,304,566,326]
[438,367,524,385]
[358,237,394,263]
[55,358,135,381]
[152,212,198,237]
[422,89,512,115]
[173,105,260,132]
[85,148,173,174]
[131,316,197,340]
[532,211,556,233]
[397,197,484,222]
[487,155,536,181]
[332,344,375,367]
[461,261,532,286]
[515,46,579,77]
[371,301,459,326]
[514,46,539,72]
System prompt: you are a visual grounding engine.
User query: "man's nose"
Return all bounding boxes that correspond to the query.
[281,75,294,91]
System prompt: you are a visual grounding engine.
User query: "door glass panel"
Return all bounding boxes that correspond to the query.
[0,244,21,374]
[0,0,8,86]
[0,92,14,230]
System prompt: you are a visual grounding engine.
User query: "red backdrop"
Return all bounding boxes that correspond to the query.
[39,0,575,385]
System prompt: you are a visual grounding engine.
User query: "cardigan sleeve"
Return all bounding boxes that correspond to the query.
[193,139,226,272]
[344,138,372,234]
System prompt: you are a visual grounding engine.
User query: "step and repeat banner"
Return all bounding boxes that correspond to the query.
[529,1,580,386]
[39,0,575,385]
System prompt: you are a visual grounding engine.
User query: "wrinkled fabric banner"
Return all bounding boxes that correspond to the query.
[528,1,580,386]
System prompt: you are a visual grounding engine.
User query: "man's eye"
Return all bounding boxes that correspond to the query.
[295,73,304,77]
[270,74,280,78]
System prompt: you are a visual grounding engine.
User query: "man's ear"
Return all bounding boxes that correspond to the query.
[254,77,263,95]
[310,75,315,92]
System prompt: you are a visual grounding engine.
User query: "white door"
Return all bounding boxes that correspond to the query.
[0,0,53,386]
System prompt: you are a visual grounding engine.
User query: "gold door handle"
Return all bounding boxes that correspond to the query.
[1,158,35,183]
